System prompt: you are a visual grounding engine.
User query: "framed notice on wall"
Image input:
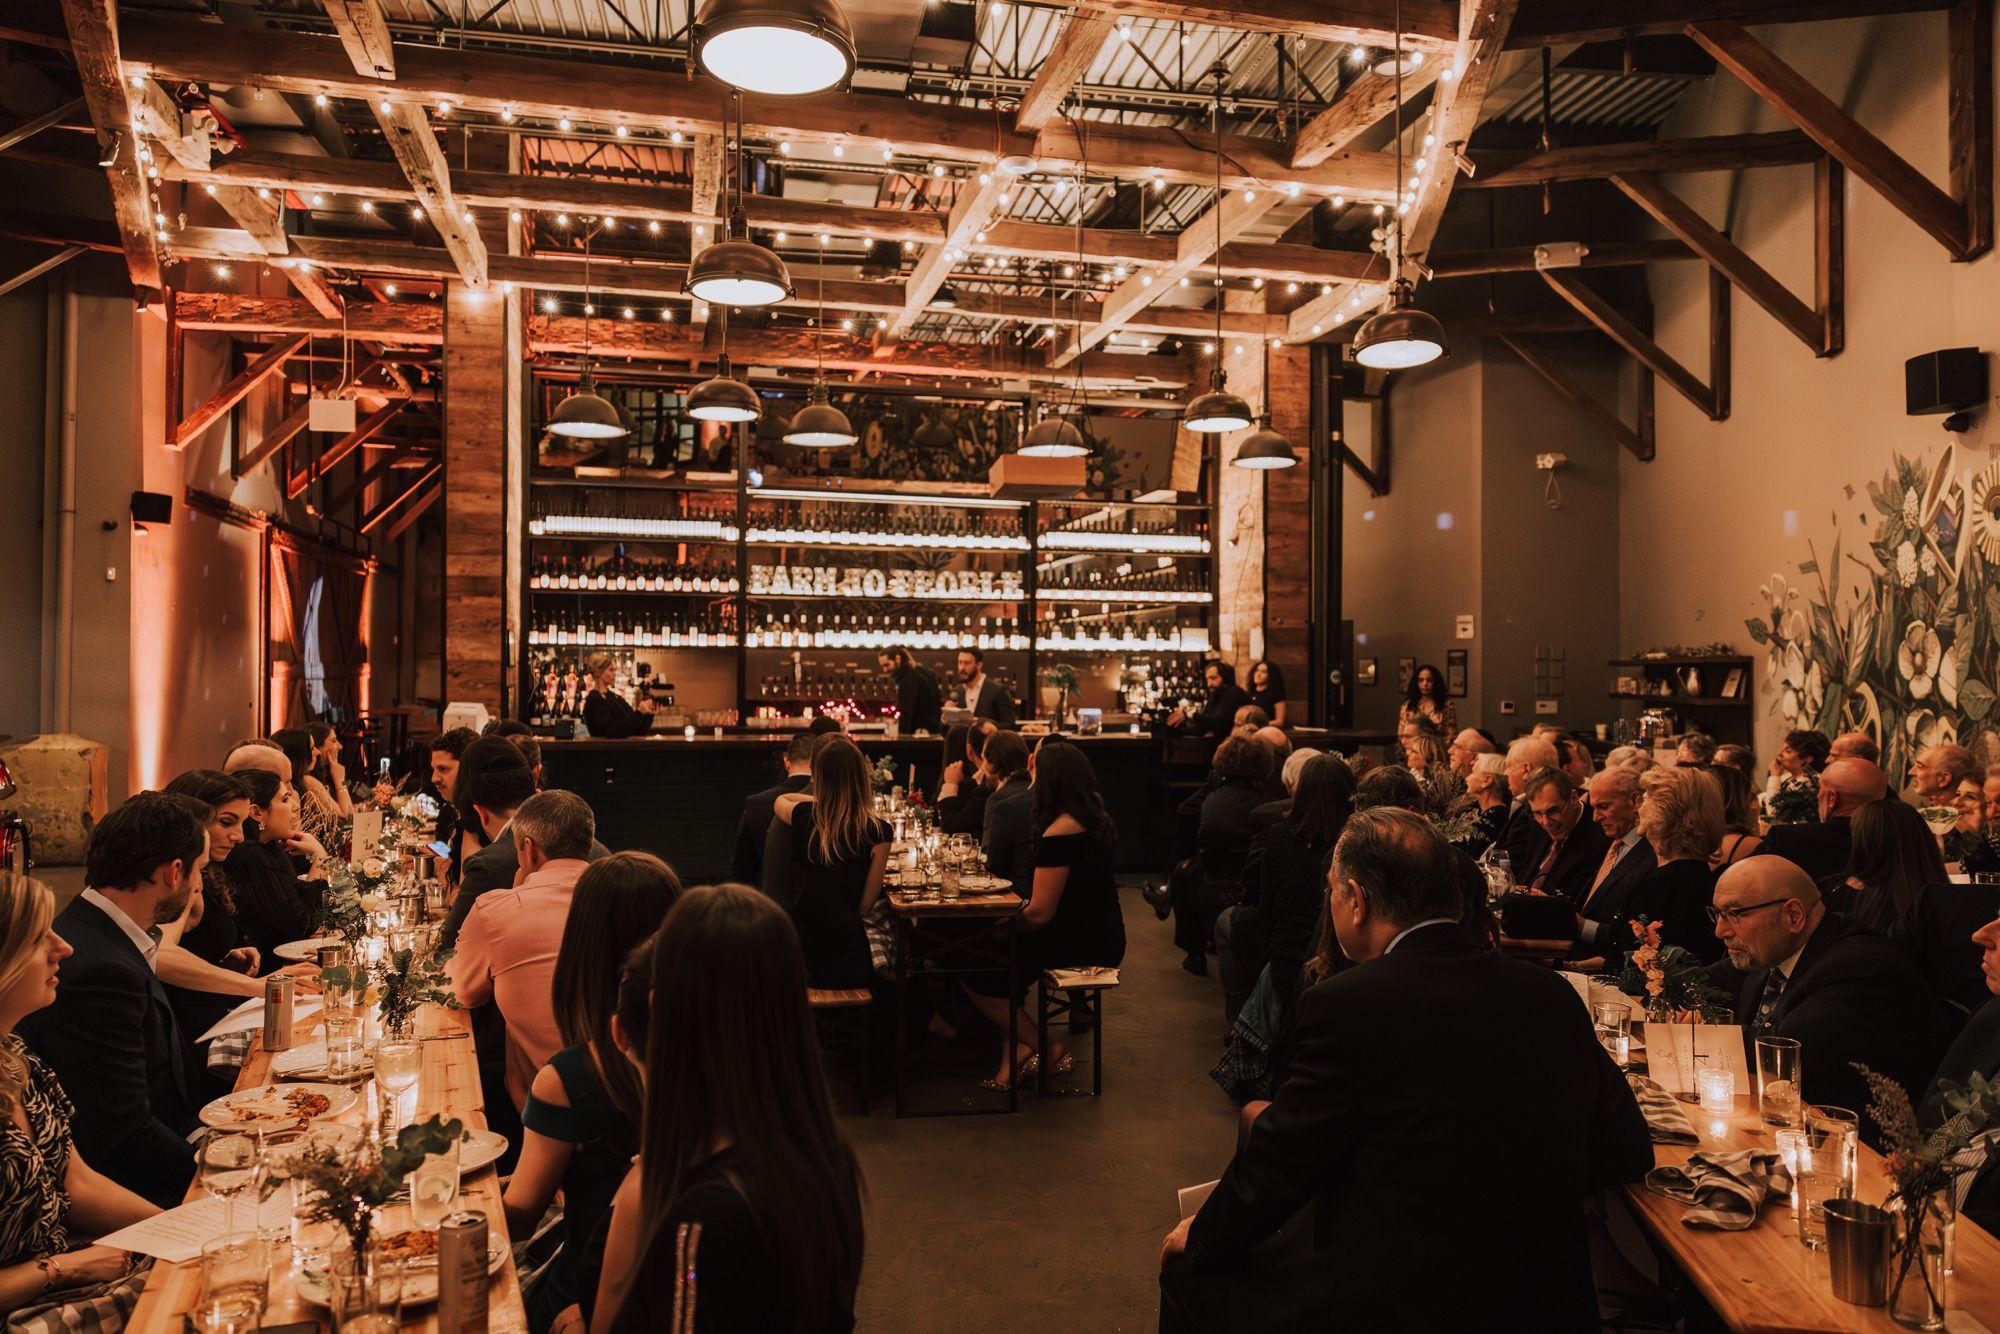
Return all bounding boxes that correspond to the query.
[1397,658,1415,691]
[1446,649,1468,697]
[1357,658,1378,686]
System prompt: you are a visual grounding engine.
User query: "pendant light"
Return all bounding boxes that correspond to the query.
[1023,136,1093,459]
[685,93,794,308]
[549,221,630,439]
[1021,403,1085,456]
[693,0,855,97]
[1231,338,1298,469]
[1182,63,1253,435]
[687,307,763,423]
[1353,0,1449,371]
[783,242,856,446]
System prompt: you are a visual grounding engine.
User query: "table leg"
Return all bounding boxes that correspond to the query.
[894,916,910,1119]
[1006,923,1018,1116]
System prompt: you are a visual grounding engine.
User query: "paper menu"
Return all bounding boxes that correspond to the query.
[98,1192,293,1263]
[351,808,384,864]
[1642,1022,1750,1097]
[1177,1179,1220,1220]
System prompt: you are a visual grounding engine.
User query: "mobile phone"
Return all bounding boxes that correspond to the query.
[427,840,452,859]
[378,756,391,778]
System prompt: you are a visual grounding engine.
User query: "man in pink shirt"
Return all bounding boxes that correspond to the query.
[448,788,595,1110]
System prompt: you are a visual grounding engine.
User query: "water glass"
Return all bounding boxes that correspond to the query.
[1755,1036,1804,1127]
[1805,1105,1861,1204]
[196,1232,270,1332]
[407,1140,460,1228]
[325,1014,367,1084]
[1592,1003,1631,1070]
[330,1249,406,1334]
[197,1130,266,1236]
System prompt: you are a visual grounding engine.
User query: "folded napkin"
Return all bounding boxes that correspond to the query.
[1644,1149,1792,1231]
[1626,1074,1700,1146]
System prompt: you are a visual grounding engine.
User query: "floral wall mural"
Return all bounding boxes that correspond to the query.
[1749,443,1995,781]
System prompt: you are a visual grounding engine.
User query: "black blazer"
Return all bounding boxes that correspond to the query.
[937,778,991,837]
[731,773,812,885]
[1589,856,1720,963]
[1181,683,1249,738]
[582,688,652,739]
[896,665,943,735]
[981,777,1036,896]
[1928,998,2000,1236]
[1759,816,1852,885]
[964,677,1018,729]
[1709,910,1950,1127]
[1184,923,1652,1331]
[1579,836,1658,916]
[1891,881,2000,1024]
[17,896,199,1208]
[1522,817,1610,904]
[1500,799,1551,884]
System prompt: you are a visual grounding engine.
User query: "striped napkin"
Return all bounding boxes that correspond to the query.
[1626,1074,1699,1145]
[1644,1149,1793,1230]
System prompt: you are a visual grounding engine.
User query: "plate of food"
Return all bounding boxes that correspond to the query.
[956,874,1009,893]
[456,1126,510,1175]
[274,936,346,962]
[269,1043,372,1081]
[295,1231,505,1308]
[200,1082,357,1129]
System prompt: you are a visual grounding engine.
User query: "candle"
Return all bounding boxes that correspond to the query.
[1697,1067,1736,1114]
[684,724,696,740]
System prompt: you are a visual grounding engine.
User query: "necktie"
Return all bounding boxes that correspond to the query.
[1754,969,1788,1035]
[1532,836,1566,891]
[1586,839,1625,901]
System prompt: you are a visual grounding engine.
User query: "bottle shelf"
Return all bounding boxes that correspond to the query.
[1035,588,1213,605]
[530,580,741,595]
[747,630,1030,651]
[1037,531,1212,555]
[1036,635,1210,653]
[747,589,1025,603]
[531,517,740,541]
[746,525,1029,552]
[528,630,739,648]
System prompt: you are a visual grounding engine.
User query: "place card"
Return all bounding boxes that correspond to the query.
[1556,971,1593,1010]
[98,1192,293,1263]
[351,808,384,863]
[1642,1022,1750,1098]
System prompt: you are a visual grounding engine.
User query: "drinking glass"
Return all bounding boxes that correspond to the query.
[198,1130,266,1236]
[1806,1104,1861,1203]
[407,1140,460,1228]
[373,1039,422,1136]
[195,1232,270,1332]
[325,1014,367,1085]
[1755,1036,1803,1127]
[329,1248,405,1334]
[1591,1002,1631,1070]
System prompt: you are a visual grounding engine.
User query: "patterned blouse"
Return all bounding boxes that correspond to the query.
[0,1036,74,1269]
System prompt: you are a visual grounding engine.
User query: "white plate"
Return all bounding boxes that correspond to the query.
[269,1043,373,1081]
[295,1237,505,1308]
[274,936,345,962]
[457,1127,509,1176]
[957,874,1008,892]
[200,1082,358,1129]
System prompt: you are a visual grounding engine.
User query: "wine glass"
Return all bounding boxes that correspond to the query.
[373,1039,422,1136]
[198,1129,267,1235]
[406,1139,460,1228]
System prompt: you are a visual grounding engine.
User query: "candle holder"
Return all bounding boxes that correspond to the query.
[1697,1067,1736,1114]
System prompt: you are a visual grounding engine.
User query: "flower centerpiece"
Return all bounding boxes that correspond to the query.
[293,1115,464,1259]
[1856,1063,1999,1328]
[869,754,899,794]
[322,945,457,1042]
[1615,919,1733,1023]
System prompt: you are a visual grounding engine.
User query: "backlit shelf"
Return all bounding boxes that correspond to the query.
[530,517,740,541]
[747,631,1030,651]
[1036,532,1211,554]
[1035,588,1213,604]
[529,579,740,594]
[528,630,739,648]
[747,526,1029,551]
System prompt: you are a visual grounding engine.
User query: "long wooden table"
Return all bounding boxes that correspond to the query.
[886,886,1025,1118]
[1625,1091,2000,1332]
[126,1001,528,1333]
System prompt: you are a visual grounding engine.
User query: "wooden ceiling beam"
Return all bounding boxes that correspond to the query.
[173,333,309,448]
[1463,131,1822,189]
[1015,7,1115,133]
[1290,62,1441,171]
[1041,0,1457,53]
[381,474,443,541]
[1497,336,1654,461]
[55,0,160,290]
[120,16,1397,200]
[287,401,404,498]
[372,102,487,286]
[1402,0,1523,267]
[320,0,396,80]
[177,292,445,343]
[362,460,439,535]
[892,174,1009,335]
[1427,237,1697,277]
[1508,0,1951,47]
[1540,267,1726,419]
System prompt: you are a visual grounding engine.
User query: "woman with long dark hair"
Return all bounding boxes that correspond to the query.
[509,853,682,1334]
[158,771,263,1034]
[773,739,892,991]
[1399,663,1456,735]
[270,726,345,851]
[1706,764,1765,868]
[934,723,971,805]
[219,768,330,960]
[591,885,865,1334]
[304,722,354,821]
[962,741,1125,1088]
[1840,798,1948,935]
[1246,660,1288,727]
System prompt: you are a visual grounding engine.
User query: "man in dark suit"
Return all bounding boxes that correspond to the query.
[1498,735,1561,878]
[732,731,818,885]
[1708,856,1948,1128]
[1928,909,2000,1234]
[1519,766,1610,903]
[1760,757,1887,883]
[1573,765,1659,958]
[1167,660,1250,738]
[18,792,208,1208]
[878,647,943,735]
[953,648,1017,728]
[1895,881,2000,1024]
[1160,808,1651,1332]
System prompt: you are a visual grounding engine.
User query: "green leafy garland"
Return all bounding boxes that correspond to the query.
[293,1115,465,1256]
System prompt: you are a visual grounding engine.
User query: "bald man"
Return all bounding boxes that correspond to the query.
[1828,731,1879,764]
[1447,729,1494,779]
[1708,857,1946,1126]
[1758,757,1888,884]
[223,743,292,784]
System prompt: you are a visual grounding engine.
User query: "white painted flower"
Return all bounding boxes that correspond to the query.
[1899,620,1942,699]
[1896,541,1919,587]
[1906,708,1960,751]
[1904,485,1921,526]
[360,857,385,879]
[1939,643,1960,708]
[1758,573,1799,635]
[1802,659,1826,720]
[1919,546,1938,578]
[1776,642,1808,720]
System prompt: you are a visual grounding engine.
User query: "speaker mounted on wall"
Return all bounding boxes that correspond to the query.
[129,490,174,527]
[1905,348,1987,432]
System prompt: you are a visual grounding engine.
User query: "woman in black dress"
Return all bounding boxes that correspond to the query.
[1255,755,1355,1014]
[772,738,891,991]
[219,769,331,962]
[592,885,864,1334]
[580,653,656,739]
[1612,767,1724,963]
[935,725,992,836]
[1246,659,1288,727]
[962,741,1126,1088]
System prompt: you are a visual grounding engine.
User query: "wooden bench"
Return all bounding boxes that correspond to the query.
[1036,967,1120,1097]
[808,987,872,1115]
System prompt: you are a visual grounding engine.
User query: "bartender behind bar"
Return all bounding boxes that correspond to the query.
[581,651,658,738]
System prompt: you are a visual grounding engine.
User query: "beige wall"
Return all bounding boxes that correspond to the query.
[1622,11,1999,768]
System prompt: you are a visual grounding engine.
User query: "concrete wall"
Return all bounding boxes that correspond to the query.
[0,271,49,743]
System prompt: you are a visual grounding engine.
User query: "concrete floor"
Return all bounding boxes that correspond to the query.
[847,888,1236,1332]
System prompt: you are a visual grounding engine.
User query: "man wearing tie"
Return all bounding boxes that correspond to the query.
[1521,768,1607,903]
[1929,911,2000,1233]
[1573,766,1658,959]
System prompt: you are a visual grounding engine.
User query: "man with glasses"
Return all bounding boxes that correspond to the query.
[1520,767,1607,903]
[1707,857,1946,1130]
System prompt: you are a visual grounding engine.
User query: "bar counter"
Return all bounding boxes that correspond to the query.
[538,725,1389,880]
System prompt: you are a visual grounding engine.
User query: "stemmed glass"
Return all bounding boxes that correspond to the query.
[373,1039,423,1136]
[197,1128,267,1235]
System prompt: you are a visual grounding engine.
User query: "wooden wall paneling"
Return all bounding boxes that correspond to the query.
[443,285,506,709]
[1949,0,1993,259]
[1261,343,1314,719]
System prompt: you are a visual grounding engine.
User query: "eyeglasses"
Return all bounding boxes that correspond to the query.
[1705,897,1793,925]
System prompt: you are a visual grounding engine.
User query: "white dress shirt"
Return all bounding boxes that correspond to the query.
[81,888,162,970]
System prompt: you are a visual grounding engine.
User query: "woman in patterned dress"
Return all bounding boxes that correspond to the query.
[0,874,159,1330]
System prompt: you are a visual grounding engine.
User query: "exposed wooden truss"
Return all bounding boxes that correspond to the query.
[1541,267,1731,421]
[1498,336,1656,461]
[0,243,85,298]
[1403,0,1522,266]
[1044,0,1458,53]
[173,334,309,449]
[287,402,405,498]
[1463,131,1822,190]
[1290,62,1442,171]
[1015,7,1114,133]
[55,0,159,289]
[893,174,1009,337]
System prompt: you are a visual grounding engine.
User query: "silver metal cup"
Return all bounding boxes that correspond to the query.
[1824,1198,1892,1306]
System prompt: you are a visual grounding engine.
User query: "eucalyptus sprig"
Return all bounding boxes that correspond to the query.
[377,945,458,1038]
[293,1115,465,1255]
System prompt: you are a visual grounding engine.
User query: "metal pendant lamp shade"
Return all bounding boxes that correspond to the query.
[783,382,856,446]
[1020,412,1088,457]
[1183,369,1254,434]
[685,214,794,308]
[1232,416,1298,469]
[548,367,630,439]
[694,0,856,96]
[687,355,763,423]
[1353,279,1448,370]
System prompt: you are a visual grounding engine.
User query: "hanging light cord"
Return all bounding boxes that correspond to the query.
[1069,96,1087,417]
[581,225,594,369]
[1392,0,1405,289]
[1212,65,1223,351]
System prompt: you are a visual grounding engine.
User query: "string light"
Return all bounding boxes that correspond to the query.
[615,124,629,137]
[310,193,324,206]
[361,200,375,214]
[779,139,791,155]
[622,306,634,319]
[661,308,674,321]
[502,107,516,122]
[932,164,944,178]
[511,210,522,222]
[556,213,569,226]
[558,118,572,131]
[542,297,557,312]
[840,317,854,331]
[257,188,271,199]
[1319,283,1332,297]
[314,93,329,107]
[214,264,230,278]
[670,130,684,144]
[411,205,424,220]
[584,303,595,315]
[204,183,217,196]
[880,145,891,160]
[1252,277,1263,289]
[385,283,398,296]
[437,101,451,115]
[648,220,662,234]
